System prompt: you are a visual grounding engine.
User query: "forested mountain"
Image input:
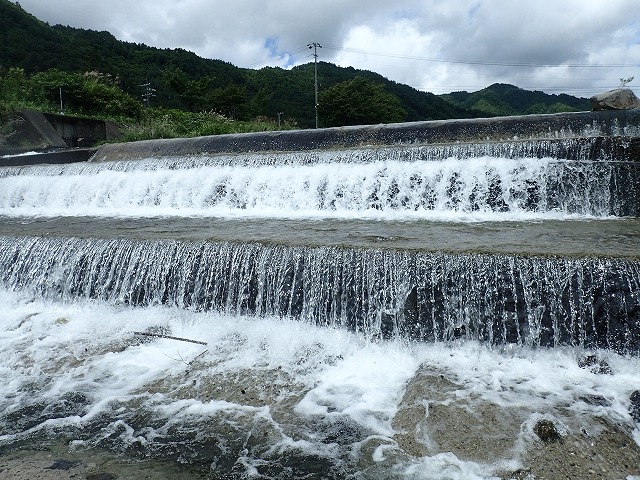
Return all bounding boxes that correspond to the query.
[1,0,590,130]
[441,83,591,116]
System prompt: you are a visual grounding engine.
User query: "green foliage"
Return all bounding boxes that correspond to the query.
[0,67,29,106]
[0,102,18,146]
[318,76,407,127]
[0,67,143,118]
[208,84,248,120]
[0,65,295,146]
[470,97,516,116]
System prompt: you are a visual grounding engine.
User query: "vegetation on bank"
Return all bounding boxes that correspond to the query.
[119,109,294,142]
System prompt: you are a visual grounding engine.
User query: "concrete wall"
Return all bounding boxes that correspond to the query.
[8,109,69,151]
[1,109,120,154]
[43,112,121,148]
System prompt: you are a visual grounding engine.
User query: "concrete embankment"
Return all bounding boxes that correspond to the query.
[0,109,118,166]
[0,148,96,167]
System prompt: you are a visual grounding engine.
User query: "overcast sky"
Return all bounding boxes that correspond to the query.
[17,0,640,97]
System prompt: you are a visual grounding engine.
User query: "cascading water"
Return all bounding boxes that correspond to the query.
[1,237,638,353]
[1,142,638,218]
[1,112,640,479]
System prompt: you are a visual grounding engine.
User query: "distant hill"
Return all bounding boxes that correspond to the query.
[1,0,590,128]
[440,83,591,116]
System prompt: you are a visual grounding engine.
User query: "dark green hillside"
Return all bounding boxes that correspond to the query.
[243,63,478,127]
[0,0,62,71]
[312,63,479,122]
[441,83,590,116]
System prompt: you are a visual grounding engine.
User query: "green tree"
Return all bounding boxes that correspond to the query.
[208,84,247,120]
[318,76,407,127]
[28,69,142,118]
[162,66,215,111]
[0,67,29,104]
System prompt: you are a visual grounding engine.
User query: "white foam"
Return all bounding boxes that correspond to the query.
[1,288,638,477]
[295,342,420,436]
[0,157,615,221]
[402,452,500,480]
[0,151,41,158]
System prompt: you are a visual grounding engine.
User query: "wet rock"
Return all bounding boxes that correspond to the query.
[577,354,612,374]
[392,366,524,463]
[503,468,532,480]
[533,419,561,442]
[630,390,640,423]
[523,417,640,479]
[134,325,172,345]
[45,458,81,470]
[578,394,609,407]
[590,88,640,110]
[314,418,367,445]
[250,451,344,480]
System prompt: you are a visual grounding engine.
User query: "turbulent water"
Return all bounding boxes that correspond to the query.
[0,150,636,219]
[1,140,640,479]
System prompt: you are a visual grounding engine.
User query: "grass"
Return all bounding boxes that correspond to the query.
[118,109,296,142]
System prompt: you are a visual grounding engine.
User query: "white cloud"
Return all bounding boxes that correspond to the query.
[16,0,640,96]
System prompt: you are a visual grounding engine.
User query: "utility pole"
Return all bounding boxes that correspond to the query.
[58,87,64,115]
[307,42,322,128]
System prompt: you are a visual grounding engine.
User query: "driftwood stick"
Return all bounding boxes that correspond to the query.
[133,331,208,346]
[189,349,209,365]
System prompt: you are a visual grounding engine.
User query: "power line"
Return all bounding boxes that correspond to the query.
[413,85,618,92]
[244,42,637,73]
[322,44,638,69]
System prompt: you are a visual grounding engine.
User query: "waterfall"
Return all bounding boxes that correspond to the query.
[1,154,638,218]
[1,236,638,352]
[1,112,639,479]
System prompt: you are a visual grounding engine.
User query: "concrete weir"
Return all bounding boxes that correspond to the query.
[90,110,640,161]
[2,110,640,479]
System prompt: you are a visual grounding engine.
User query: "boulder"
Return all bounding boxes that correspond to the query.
[631,390,640,423]
[533,419,562,442]
[590,88,640,111]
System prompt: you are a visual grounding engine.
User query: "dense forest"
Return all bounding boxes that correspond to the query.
[0,0,590,142]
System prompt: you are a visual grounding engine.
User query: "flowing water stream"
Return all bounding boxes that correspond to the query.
[1,115,640,479]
